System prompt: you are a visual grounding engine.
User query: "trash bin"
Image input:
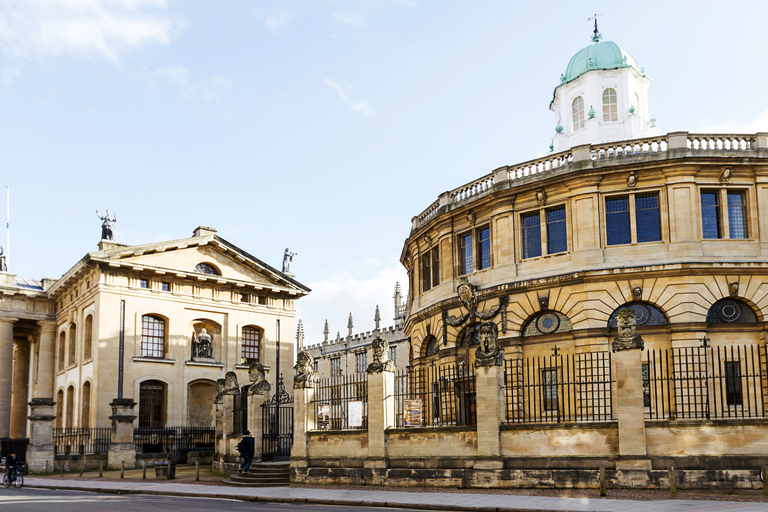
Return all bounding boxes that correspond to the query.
[154,462,168,478]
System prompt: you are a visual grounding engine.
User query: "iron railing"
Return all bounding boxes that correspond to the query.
[503,351,613,424]
[394,362,476,427]
[134,426,215,455]
[644,344,767,420]
[52,428,111,455]
[313,373,368,430]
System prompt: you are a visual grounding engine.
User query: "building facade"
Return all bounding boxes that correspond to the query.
[0,225,309,444]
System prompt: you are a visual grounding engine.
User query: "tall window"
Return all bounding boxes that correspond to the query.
[241,326,261,364]
[83,315,93,360]
[546,207,567,254]
[139,380,166,427]
[602,88,618,121]
[66,385,75,428]
[572,96,585,131]
[389,346,397,367]
[541,369,558,412]
[701,189,749,240]
[81,381,91,427]
[140,315,166,358]
[58,331,66,371]
[477,227,491,270]
[522,212,542,259]
[356,352,367,373]
[68,323,77,366]
[330,357,341,376]
[724,361,743,406]
[422,246,440,292]
[459,233,473,275]
[606,193,662,246]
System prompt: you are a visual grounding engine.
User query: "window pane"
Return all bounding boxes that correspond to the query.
[725,361,742,406]
[546,207,567,254]
[572,97,584,131]
[241,326,260,364]
[602,88,617,122]
[522,212,542,259]
[701,191,721,239]
[460,233,473,275]
[140,315,165,358]
[635,193,661,243]
[431,247,440,287]
[542,369,558,412]
[422,252,432,291]
[477,227,491,270]
[727,191,748,239]
[606,197,631,245]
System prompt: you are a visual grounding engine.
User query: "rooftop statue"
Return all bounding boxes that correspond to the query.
[282,248,297,273]
[0,246,6,272]
[96,209,117,241]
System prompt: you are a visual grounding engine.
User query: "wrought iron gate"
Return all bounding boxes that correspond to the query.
[261,376,294,461]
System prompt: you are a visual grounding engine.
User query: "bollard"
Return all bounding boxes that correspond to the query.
[669,466,677,496]
[763,466,768,496]
[599,465,606,496]
[196,460,200,482]
[143,460,146,480]
[45,460,49,475]
[60,462,64,477]
[79,462,85,477]
[121,460,125,479]
[99,461,103,478]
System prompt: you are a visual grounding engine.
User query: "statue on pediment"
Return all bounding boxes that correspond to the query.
[96,209,117,241]
[0,246,6,272]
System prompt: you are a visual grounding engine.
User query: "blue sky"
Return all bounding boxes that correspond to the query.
[2,0,768,345]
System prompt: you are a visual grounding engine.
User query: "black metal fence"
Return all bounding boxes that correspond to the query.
[313,373,368,430]
[394,362,476,427]
[262,377,294,462]
[503,351,613,424]
[644,344,767,420]
[52,428,111,455]
[134,426,215,464]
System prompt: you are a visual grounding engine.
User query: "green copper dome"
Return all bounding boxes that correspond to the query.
[561,38,640,85]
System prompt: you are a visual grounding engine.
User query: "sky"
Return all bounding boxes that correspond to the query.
[2,0,768,347]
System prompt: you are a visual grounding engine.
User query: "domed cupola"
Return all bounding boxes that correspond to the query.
[550,21,659,153]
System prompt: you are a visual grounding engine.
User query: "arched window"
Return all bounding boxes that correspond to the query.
[608,302,668,328]
[195,263,220,276]
[68,323,77,365]
[83,315,93,360]
[572,96,585,131]
[241,326,261,364]
[81,381,91,427]
[602,88,617,122]
[66,385,75,428]
[140,315,166,358]
[423,335,439,357]
[523,311,573,337]
[56,389,64,428]
[58,331,66,371]
[139,380,166,427]
[706,298,757,324]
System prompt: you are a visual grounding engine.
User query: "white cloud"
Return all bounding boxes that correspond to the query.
[389,0,418,8]
[1,66,22,86]
[153,66,232,103]
[325,78,375,116]
[0,0,185,64]
[695,108,768,134]
[333,12,365,28]
[265,10,293,33]
[295,263,408,348]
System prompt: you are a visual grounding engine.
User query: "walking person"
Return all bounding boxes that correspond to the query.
[236,430,255,473]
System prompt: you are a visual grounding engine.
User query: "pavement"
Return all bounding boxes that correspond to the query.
[21,466,768,512]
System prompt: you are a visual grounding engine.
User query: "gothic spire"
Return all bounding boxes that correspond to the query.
[296,320,304,351]
[323,319,329,342]
[374,305,381,331]
[347,313,354,337]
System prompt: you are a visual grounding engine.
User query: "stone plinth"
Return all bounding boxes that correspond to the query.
[247,393,266,461]
[474,363,504,469]
[107,398,136,469]
[27,398,55,473]
[613,347,650,470]
[290,387,315,470]
[365,370,395,469]
[216,394,237,462]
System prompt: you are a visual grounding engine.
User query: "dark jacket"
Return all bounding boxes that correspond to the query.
[6,455,20,471]
[237,436,255,458]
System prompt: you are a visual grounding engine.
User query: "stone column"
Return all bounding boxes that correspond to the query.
[35,321,57,399]
[219,394,236,462]
[365,370,395,471]
[474,363,504,469]
[10,338,31,438]
[215,400,224,460]
[0,317,18,438]
[290,386,316,475]
[107,398,137,469]
[27,398,56,473]
[247,392,266,461]
[614,347,650,470]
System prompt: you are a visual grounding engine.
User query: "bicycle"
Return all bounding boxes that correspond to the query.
[3,465,24,489]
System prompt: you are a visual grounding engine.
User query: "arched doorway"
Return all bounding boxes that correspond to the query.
[188,380,216,427]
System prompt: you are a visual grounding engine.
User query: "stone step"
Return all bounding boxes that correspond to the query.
[222,462,290,487]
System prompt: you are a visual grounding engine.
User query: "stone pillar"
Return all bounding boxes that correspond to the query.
[614,347,651,470]
[474,364,504,469]
[10,338,31,438]
[35,321,57,399]
[0,317,18,438]
[290,386,316,472]
[107,398,136,469]
[215,400,225,460]
[247,393,265,461]
[365,370,395,470]
[217,394,236,462]
[27,398,56,472]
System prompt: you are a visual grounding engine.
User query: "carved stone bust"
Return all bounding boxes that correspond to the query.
[223,371,240,395]
[293,350,319,389]
[214,378,226,404]
[473,321,504,368]
[367,337,395,374]
[612,308,644,352]
[247,361,271,395]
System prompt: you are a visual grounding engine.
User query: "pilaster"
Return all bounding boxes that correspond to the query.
[107,398,136,469]
[10,338,31,438]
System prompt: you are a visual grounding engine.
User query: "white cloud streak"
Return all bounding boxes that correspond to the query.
[265,10,294,33]
[153,65,232,103]
[695,108,768,134]
[389,0,418,8]
[0,0,185,64]
[325,78,374,116]
[333,12,365,28]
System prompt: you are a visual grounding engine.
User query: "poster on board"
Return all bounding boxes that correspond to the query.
[348,401,364,427]
[318,404,331,430]
[403,399,422,426]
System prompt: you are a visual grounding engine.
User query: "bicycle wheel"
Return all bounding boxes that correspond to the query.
[2,473,9,488]
[14,474,23,488]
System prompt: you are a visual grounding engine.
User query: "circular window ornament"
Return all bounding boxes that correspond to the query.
[536,312,561,334]
[716,300,741,323]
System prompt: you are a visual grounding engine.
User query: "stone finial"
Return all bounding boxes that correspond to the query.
[296,320,305,351]
[374,305,381,331]
[347,313,354,337]
[323,319,329,342]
